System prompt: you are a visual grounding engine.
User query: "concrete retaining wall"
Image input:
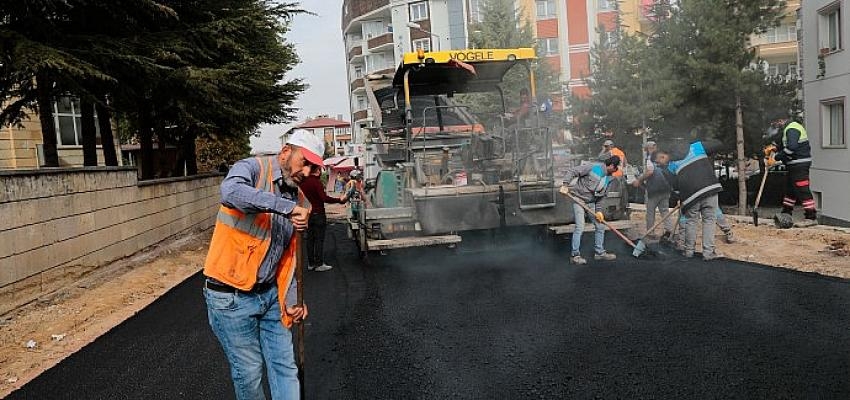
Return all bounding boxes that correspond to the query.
[0,167,223,314]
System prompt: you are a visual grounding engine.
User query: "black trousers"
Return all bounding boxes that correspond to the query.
[783,163,816,217]
[306,213,328,267]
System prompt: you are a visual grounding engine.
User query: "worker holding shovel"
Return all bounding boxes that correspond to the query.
[202,130,322,400]
[560,156,621,265]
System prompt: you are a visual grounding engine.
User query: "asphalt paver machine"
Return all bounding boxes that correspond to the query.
[349,48,628,256]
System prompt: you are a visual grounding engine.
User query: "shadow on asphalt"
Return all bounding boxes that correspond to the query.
[9,223,850,399]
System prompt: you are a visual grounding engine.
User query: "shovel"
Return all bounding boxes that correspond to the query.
[633,202,682,258]
[752,164,770,226]
[560,189,641,252]
[295,231,306,400]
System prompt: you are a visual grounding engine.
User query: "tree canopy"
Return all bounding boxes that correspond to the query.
[1,1,306,176]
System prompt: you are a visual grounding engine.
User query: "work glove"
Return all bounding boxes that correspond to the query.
[765,155,776,167]
[559,185,570,196]
[595,212,605,223]
[763,144,777,157]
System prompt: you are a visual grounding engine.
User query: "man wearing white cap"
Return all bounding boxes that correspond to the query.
[202,129,325,400]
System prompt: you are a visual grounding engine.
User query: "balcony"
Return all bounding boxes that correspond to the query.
[348,45,363,61]
[367,32,394,51]
[353,110,369,121]
[342,0,390,31]
[350,78,365,93]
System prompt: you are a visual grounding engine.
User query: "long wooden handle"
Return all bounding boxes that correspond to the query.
[295,232,306,400]
[563,191,637,248]
[638,202,682,241]
[753,165,770,208]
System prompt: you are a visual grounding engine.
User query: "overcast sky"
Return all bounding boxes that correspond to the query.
[250,1,350,152]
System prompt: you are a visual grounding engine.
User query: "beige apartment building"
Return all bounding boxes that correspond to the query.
[1,97,122,170]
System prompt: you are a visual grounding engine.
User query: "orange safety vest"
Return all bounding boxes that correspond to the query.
[204,156,304,328]
[610,147,627,178]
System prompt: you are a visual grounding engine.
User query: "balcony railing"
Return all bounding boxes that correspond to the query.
[353,110,369,121]
[351,78,365,91]
[348,45,363,60]
[367,32,393,50]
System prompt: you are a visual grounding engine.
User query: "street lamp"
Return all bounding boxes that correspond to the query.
[406,22,441,51]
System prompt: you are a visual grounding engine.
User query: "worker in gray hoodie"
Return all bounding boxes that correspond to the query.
[559,156,621,265]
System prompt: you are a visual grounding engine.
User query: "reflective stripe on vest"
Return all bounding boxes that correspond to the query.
[783,121,808,146]
[215,157,275,238]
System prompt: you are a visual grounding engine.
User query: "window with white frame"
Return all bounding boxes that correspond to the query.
[822,99,845,147]
[410,1,429,22]
[766,62,797,78]
[356,95,367,111]
[540,38,559,55]
[819,5,842,52]
[412,37,432,52]
[354,65,363,79]
[53,96,100,146]
[602,30,619,47]
[761,24,797,43]
[536,0,556,19]
[599,0,616,11]
[469,0,484,23]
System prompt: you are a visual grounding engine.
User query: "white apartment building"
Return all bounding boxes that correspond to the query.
[801,0,850,225]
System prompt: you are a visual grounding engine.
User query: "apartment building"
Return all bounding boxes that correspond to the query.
[280,116,353,157]
[0,97,123,170]
[801,0,850,225]
[342,0,471,142]
[751,0,802,82]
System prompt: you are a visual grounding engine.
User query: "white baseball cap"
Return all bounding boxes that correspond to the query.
[286,130,325,166]
[603,139,614,146]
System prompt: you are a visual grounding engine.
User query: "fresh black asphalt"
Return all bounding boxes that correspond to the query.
[9,224,850,399]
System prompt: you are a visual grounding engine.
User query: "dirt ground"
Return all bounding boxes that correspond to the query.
[0,231,210,398]
[631,210,850,279]
[1,209,849,397]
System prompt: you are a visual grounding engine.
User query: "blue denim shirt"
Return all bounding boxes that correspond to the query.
[220,157,298,305]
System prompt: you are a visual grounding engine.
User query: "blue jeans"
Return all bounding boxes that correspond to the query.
[571,202,605,256]
[205,284,299,400]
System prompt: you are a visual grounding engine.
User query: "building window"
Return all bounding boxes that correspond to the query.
[762,24,797,44]
[469,0,483,23]
[536,0,556,19]
[822,99,845,147]
[354,65,363,79]
[412,37,432,52]
[766,62,798,79]
[53,96,100,146]
[599,0,616,11]
[602,30,619,47]
[410,1,429,22]
[540,38,559,55]
[356,95,367,111]
[819,5,842,52]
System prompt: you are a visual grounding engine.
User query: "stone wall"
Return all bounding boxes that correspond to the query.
[0,167,223,314]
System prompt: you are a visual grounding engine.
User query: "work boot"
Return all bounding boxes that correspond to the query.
[723,231,737,244]
[307,265,317,271]
[594,251,617,261]
[703,251,723,261]
[682,250,694,258]
[314,264,333,272]
[570,255,588,265]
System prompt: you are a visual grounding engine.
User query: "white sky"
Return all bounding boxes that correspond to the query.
[250,1,350,152]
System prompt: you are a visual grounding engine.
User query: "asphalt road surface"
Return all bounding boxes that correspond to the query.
[9,224,850,399]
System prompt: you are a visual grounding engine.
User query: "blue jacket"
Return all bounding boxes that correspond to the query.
[667,141,723,210]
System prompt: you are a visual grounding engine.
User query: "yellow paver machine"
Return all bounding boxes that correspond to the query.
[349,48,629,257]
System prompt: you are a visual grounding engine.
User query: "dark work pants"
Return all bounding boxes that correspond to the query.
[783,163,816,218]
[306,213,328,267]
